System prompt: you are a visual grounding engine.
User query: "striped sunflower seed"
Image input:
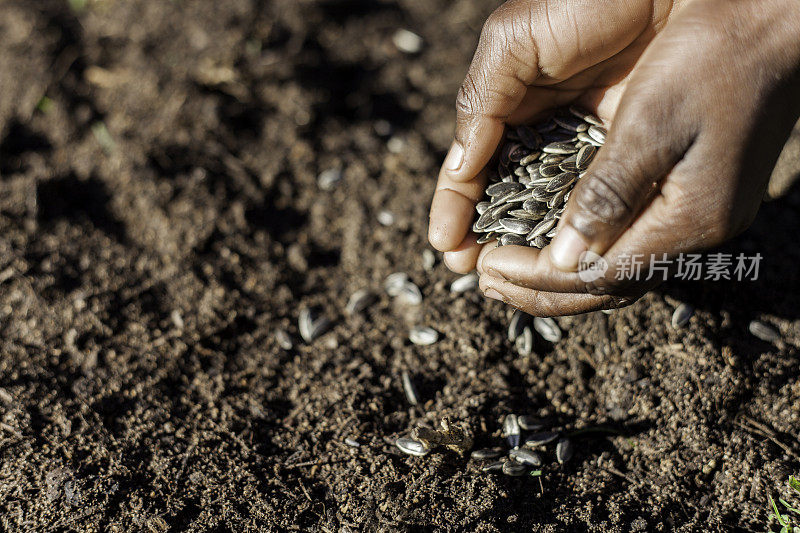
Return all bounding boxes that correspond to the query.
[499,218,536,235]
[556,438,574,464]
[545,172,577,193]
[671,303,694,329]
[510,448,542,467]
[502,460,528,476]
[471,448,504,460]
[346,289,377,315]
[396,437,429,456]
[587,125,607,144]
[576,144,597,170]
[450,273,479,293]
[503,414,521,449]
[500,233,527,247]
[748,320,780,342]
[486,181,524,197]
[482,460,505,473]
[527,218,557,241]
[515,326,534,356]
[401,370,420,405]
[543,142,578,155]
[298,308,332,343]
[524,431,559,447]
[409,326,438,345]
[533,317,562,342]
[517,416,543,431]
[508,309,531,342]
[476,232,498,244]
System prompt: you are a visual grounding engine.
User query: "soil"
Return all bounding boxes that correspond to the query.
[1,0,799,531]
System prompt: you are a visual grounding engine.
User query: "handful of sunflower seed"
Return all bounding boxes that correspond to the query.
[472,106,606,248]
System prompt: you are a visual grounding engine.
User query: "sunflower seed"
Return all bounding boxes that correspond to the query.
[377,210,396,226]
[409,325,438,345]
[508,310,531,342]
[504,188,535,203]
[517,126,543,149]
[476,201,491,215]
[502,460,528,476]
[671,303,694,328]
[525,431,559,446]
[401,371,420,405]
[507,144,529,162]
[500,233,527,247]
[531,186,554,202]
[396,437,429,456]
[558,154,579,173]
[535,119,558,133]
[471,448,504,460]
[531,235,548,248]
[543,142,578,155]
[587,125,607,144]
[748,320,780,342]
[527,218,557,241]
[508,209,540,220]
[556,438,574,464]
[384,272,409,296]
[547,187,568,209]
[317,168,343,191]
[540,162,563,178]
[299,308,332,343]
[275,329,293,350]
[519,152,540,166]
[482,460,505,473]
[568,105,603,126]
[517,416,543,431]
[576,144,597,170]
[510,448,542,467]
[489,203,516,221]
[346,289,376,315]
[522,199,548,216]
[486,181,525,197]
[422,249,436,271]
[554,115,583,132]
[397,282,422,305]
[499,218,536,235]
[541,153,565,164]
[503,414,521,449]
[345,437,361,448]
[476,232,498,244]
[533,317,562,342]
[515,326,534,355]
[450,273,479,293]
[546,172,577,193]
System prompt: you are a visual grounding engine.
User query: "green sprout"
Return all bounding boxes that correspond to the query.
[769,476,800,533]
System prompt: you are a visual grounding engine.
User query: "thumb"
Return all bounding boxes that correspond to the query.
[548,86,693,271]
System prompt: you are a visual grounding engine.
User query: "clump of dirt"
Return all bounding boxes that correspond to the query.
[0,0,799,531]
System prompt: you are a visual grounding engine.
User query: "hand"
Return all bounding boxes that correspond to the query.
[429,0,800,316]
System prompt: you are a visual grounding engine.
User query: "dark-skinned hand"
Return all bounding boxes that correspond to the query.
[428,0,800,316]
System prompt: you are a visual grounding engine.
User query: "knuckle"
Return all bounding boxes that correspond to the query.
[455,72,484,121]
[571,165,634,233]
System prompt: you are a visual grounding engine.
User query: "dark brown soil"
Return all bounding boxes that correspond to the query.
[1,1,799,531]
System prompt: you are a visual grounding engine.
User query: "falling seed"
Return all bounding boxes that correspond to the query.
[671,303,694,329]
[298,308,332,343]
[346,289,376,316]
[377,210,396,226]
[515,327,534,356]
[503,414,521,449]
[517,416,543,431]
[422,249,436,272]
[317,168,343,191]
[556,438,574,464]
[392,29,424,54]
[510,448,542,467]
[275,329,293,350]
[508,310,530,342]
[396,437,429,456]
[502,460,528,476]
[387,136,405,153]
[396,282,423,306]
[533,317,562,343]
[409,326,438,346]
[344,437,361,448]
[384,272,409,296]
[450,273,479,294]
[171,310,184,329]
[401,371,420,406]
[748,320,780,342]
[525,431,559,447]
[471,448,504,460]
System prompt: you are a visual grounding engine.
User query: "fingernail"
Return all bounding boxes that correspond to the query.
[549,225,587,271]
[483,288,504,302]
[443,142,464,172]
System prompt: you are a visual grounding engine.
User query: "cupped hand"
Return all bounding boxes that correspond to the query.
[429,0,800,316]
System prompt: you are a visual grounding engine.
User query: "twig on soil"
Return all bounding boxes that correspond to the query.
[736,416,800,461]
[598,465,640,487]
[285,458,344,469]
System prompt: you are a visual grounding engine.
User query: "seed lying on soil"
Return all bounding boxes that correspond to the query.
[275,329,293,350]
[450,273,479,293]
[422,249,436,272]
[525,431,559,447]
[510,448,542,467]
[517,416,543,431]
[344,437,361,448]
[482,460,505,473]
[401,371,420,406]
[671,303,694,329]
[502,459,528,476]
[298,308,332,343]
[396,282,423,306]
[503,414,521,449]
[533,317,562,343]
[377,210,396,226]
[748,320,780,342]
[409,326,439,346]
[317,168,342,191]
[346,289,376,315]
[472,107,605,248]
[471,448,504,460]
[556,438,574,464]
[396,437,429,456]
